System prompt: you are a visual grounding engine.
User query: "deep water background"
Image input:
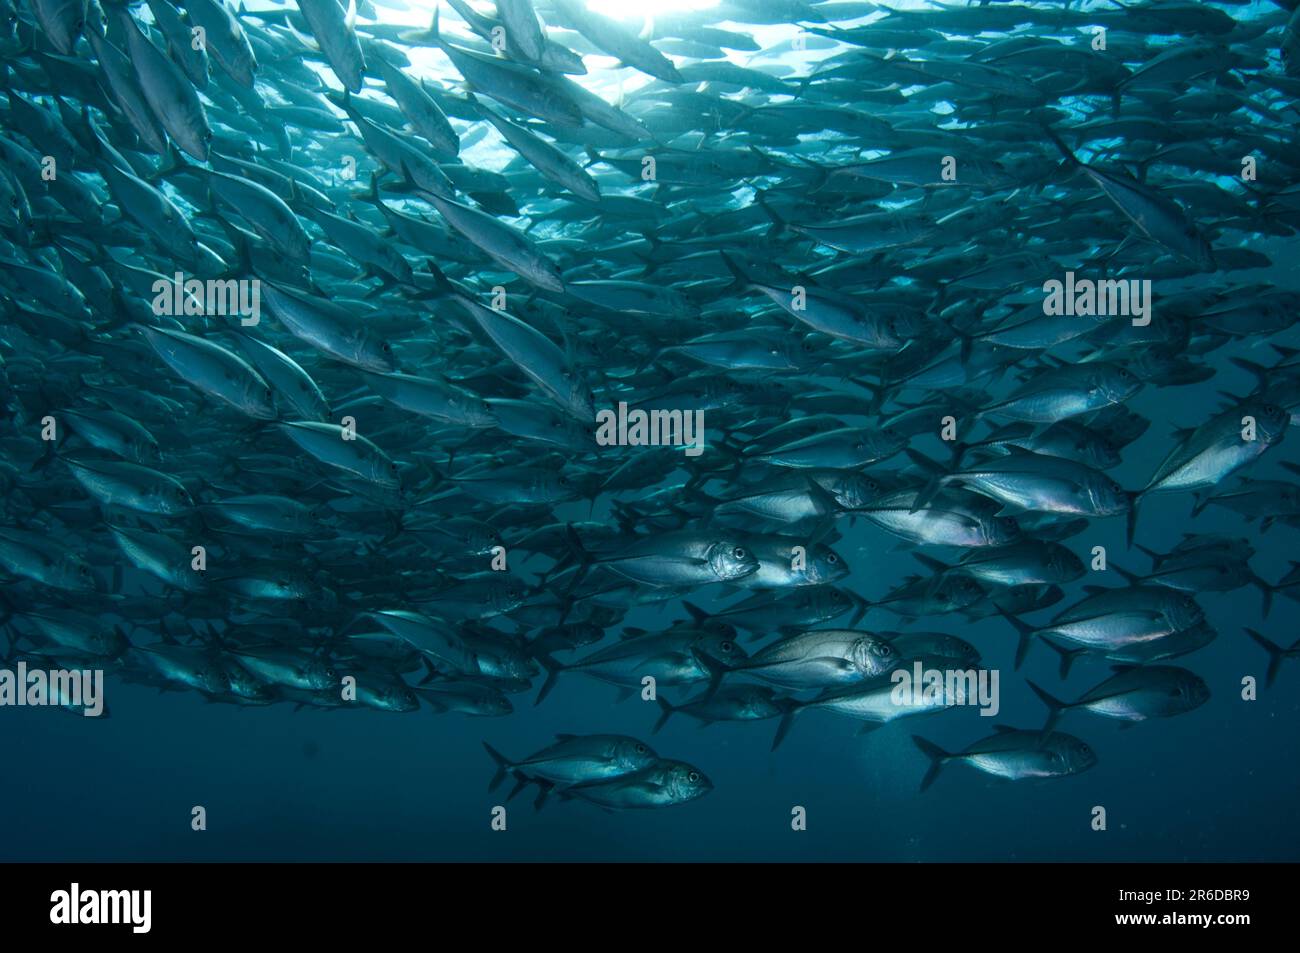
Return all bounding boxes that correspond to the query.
[7,237,1300,860]
[5,1,1300,862]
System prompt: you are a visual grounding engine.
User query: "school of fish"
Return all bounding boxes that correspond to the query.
[1,0,1299,810]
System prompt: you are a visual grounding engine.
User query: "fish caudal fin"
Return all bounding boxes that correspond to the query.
[482,741,512,792]
[1026,680,1066,732]
[912,735,951,793]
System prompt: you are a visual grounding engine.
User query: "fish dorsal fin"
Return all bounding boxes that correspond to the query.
[992,724,1018,733]
[1110,664,1137,674]
[554,733,577,741]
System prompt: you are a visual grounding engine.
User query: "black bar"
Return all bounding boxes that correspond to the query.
[8,862,1284,939]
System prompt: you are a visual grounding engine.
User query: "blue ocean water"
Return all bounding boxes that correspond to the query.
[3,0,1300,862]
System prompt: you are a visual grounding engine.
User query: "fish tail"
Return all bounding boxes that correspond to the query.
[1125,491,1141,549]
[904,448,947,513]
[995,605,1036,670]
[911,735,951,793]
[1026,680,1066,732]
[561,523,593,597]
[482,741,512,791]
[718,250,751,294]
[1244,628,1285,688]
[1108,561,1143,586]
[1040,123,1082,169]
[533,653,564,706]
[29,435,59,471]
[652,695,675,734]
[694,650,733,702]
[533,779,554,812]
[1134,542,1161,566]
[754,188,785,237]
[1189,490,1213,518]
[1254,576,1275,619]
[1041,638,1085,681]
[771,707,798,752]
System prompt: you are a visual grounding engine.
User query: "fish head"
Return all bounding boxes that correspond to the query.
[68,556,103,593]
[984,514,1021,546]
[0,182,22,229]
[615,738,659,772]
[1173,672,1211,712]
[197,664,233,696]
[935,636,980,666]
[224,664,273,701]
[1058,736,1099,775]
[885,310,930,348]
[705,538,760,582]
[500,648,540,680]
[1087,473,1132,518]
[378,682,420,712]
[306,657,340,690]
[1095,364,1142,404]
[852,636,898,678]
[238,375,279,420]
[94,626,130,658]
[694,630,747,668]
[1165,591,1205,631]
[814,586,854,618]
[994,584,1060,616]
[1047,544,1086,582]
[663,761,713,803]
[1253,402,1290,444]
[803,543,850,584]
[932,574,985,610]
[835,472,888,509]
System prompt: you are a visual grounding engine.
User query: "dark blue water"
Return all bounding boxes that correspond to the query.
[4,0,1300,863]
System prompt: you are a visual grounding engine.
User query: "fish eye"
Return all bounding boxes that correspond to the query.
[635,743,646,754]
[382,343,391,352]
[873,643,893,657]
[827,553,838,564]
[720,641,734,653]
[732,547,747,559]
[687,771,700,783]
